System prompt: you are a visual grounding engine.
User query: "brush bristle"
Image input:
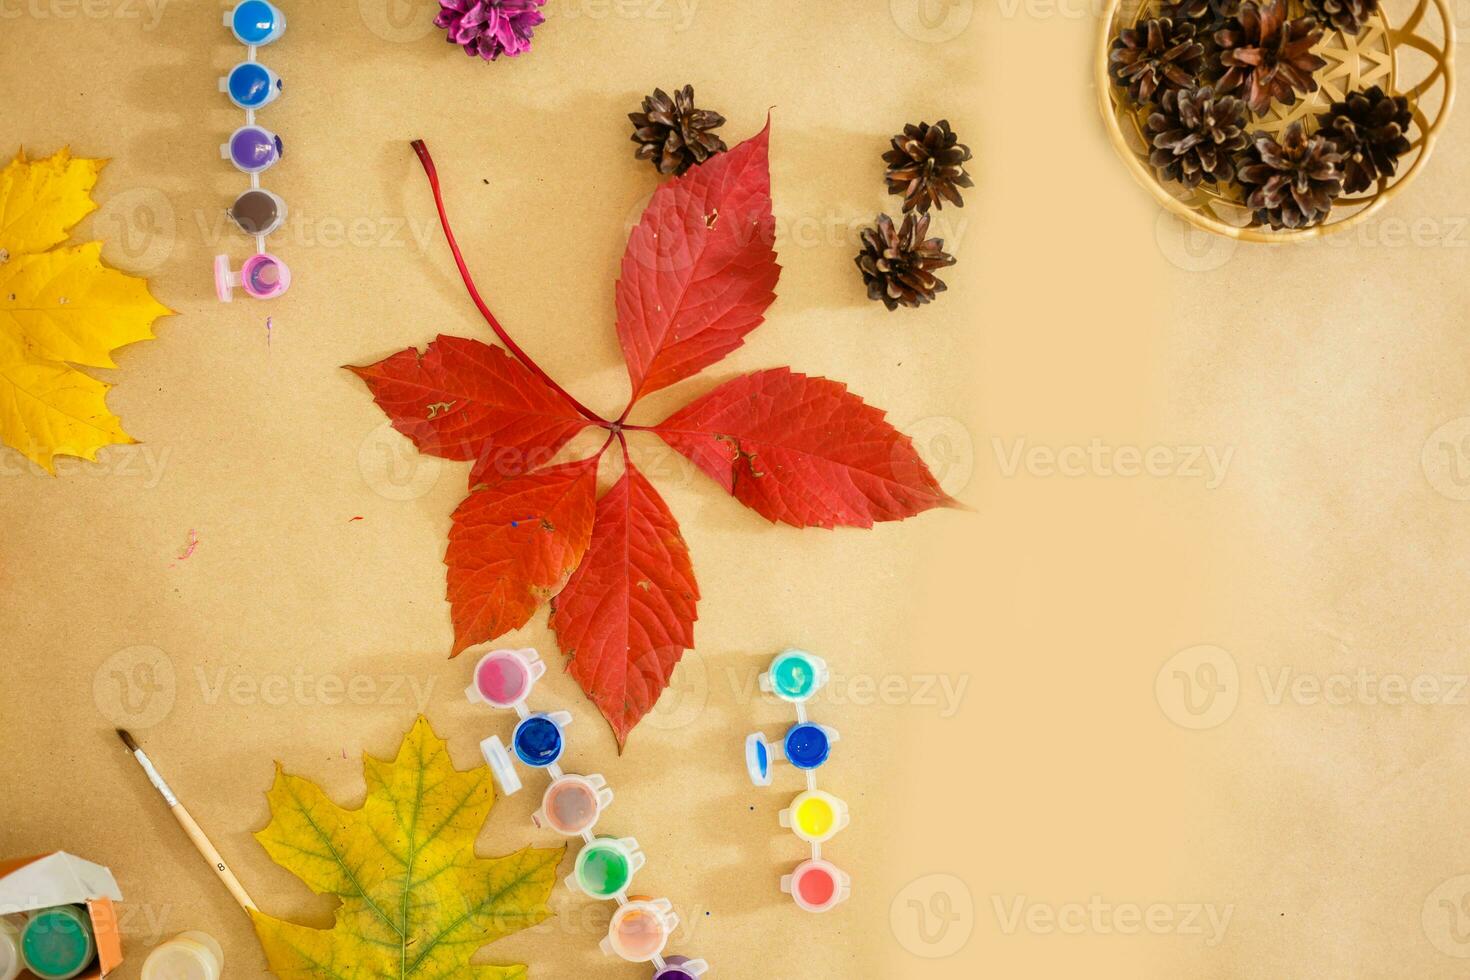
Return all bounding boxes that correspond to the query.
[115,728,139,753]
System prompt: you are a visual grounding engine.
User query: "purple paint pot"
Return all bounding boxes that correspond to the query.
[653,956,710,979]
[221,125,282,174]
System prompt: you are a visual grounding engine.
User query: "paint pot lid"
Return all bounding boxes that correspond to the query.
[745,733,772,786]
[479,735,522,796]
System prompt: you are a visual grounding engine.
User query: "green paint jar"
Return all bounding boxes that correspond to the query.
[569,837,644,899]
[21,906,95,980]
[763,649,828,703]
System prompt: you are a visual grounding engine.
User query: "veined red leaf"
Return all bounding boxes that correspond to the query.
[349,335,589,485]
[615,122,780,404]
[447,457,600,656]
[654,367,955,529]
[550,462,699,747]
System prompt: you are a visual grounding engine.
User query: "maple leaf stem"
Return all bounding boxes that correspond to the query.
[410,140,609,427]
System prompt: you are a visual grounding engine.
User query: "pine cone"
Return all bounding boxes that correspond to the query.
[1161,0,1240,65]
[628,85,728,177]
[882,120,974,213]
[435,0,546,61]
[855,213,957,311]
[1235,120,1344,229]
[1216,1,1326,115]
[1109,18,1208,105]
[1146,86,1250,187]
[1319,86,1411,193]
[1303,0,1379,35]
[1163,0,1239,19]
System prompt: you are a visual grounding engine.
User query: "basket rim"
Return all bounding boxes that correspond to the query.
[1095,0,1459,243]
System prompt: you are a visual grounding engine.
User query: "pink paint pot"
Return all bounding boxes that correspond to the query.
[465,648,545,709]
[215,253,291,302]
[781,859,851,914]
[599,898,677,963]
[534,773,613,836]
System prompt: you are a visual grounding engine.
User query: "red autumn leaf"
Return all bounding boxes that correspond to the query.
[550,462,699,747]
[615,121,780,405]
[655,368,955,529]
[357,130,957,746]
[447,458,599,656]
[349,335,590,485]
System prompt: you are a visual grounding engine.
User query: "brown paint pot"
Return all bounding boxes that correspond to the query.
[228,188,286,236]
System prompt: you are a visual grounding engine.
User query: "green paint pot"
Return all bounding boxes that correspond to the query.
[570,837,643,899]
[21,906,95,980]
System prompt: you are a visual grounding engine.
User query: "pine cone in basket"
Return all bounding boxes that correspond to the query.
[1162,0,1241,64]
[855,213,957,311]
[629,85,728,176]
[1109,18,1208,105]
[1146,85,1250,188]
[883,120,974,214]
[1302,0,1380,35]
[1318,86,1412,193]
[1216,1,1326,115]
[1235,120,1344,229]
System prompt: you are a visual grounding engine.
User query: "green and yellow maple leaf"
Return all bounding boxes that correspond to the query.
[0,148,171,473]
[250,716,563,980]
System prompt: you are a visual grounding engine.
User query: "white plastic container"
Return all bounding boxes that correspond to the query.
[600,898,678,963]
[0,916,21,980]
[141,932,223,980]
[779,789,851,845]
[534,773,614,836]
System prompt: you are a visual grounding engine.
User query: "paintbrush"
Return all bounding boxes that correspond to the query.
[115,729,257,912]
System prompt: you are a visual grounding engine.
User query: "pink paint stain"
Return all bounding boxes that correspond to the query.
[169,529,200,568]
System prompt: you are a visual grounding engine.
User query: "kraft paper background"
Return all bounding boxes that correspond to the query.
[3,2,1470,977]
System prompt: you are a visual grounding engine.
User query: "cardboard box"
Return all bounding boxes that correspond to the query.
[0,853,123,979]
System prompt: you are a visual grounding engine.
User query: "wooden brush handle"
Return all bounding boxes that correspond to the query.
[171,803,257,911]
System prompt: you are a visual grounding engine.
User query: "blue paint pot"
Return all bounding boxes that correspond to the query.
[229,1,286,46]
[224,62,281,110]
[783,723,834,770]
[513,714,567,767]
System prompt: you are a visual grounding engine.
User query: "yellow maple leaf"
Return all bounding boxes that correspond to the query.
[250,716,564,979]
[0,148,171,473]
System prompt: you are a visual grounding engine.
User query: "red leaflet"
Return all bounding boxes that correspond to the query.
[655,368,955,529]
[349,335,590,485]
[446,458,599,656]
[550,463,699,748]
[358,130,955,746]
[615,122,780,406]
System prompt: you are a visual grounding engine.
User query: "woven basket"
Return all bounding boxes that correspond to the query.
[1096,0,1457,241]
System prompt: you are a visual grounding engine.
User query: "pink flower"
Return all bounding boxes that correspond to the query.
[436,0,547,61]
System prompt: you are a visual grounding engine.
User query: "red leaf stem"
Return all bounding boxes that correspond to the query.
[411,139,608,426]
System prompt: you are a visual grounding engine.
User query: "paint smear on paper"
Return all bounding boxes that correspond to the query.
[170,528,200,568]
